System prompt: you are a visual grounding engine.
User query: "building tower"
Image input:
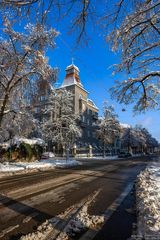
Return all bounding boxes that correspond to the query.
[59,63,99,147]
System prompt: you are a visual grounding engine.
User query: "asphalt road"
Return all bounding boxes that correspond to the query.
[0,156,153,240]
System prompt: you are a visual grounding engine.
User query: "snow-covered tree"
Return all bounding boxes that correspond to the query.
[97,102,120,157]
[108,0,160,112]
[0,1,91,44]
[0,99,39,142]
[121,124,159,154]
[139,126,159,153]
[41,88,81,160]
[120,126,143,153]
[0,19,58,133]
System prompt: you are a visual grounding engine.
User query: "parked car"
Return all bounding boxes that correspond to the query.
[41,152,55,159]
[118,152,132,158]
[125,152,133,157]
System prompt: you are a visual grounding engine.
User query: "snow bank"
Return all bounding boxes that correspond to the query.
[20,218,59,240]
[58,203,104,239]
[20,190,104,240]
[0,163,25,172]
[135,162,160,239]
[0,159,81,173]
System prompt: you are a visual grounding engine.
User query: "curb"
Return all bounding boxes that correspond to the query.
[79,182,134,240]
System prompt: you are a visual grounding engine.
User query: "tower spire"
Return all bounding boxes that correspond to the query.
[71,57,74,65]
[61,63,82,87]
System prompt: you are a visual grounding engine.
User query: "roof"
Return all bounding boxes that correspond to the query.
[61,76,83,88]
[61,63,82,87]
[65,64,80,72]
[120,123,131,129]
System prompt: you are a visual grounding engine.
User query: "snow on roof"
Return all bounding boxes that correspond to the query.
[0,143,10,150]
[66,64,80,72]
[12,137,45,146]
[87,98,99,110]
[120,123,131,128]
[87,99,93,103]
[0,137,45,149]
[98,116,104,120]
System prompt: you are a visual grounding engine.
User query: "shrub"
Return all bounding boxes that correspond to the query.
[0,139,44,162]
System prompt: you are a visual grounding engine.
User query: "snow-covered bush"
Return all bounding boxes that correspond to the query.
[0,137,44,162]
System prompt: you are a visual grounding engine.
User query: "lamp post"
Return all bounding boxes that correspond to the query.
[89,144,93,157]
[73,143,77,158]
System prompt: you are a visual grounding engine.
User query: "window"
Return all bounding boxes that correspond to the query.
[87,131,90,138]
[89,109,92,115]
[39,95,46,101]
[92,132,96,138]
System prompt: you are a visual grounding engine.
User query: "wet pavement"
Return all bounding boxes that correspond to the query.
[0,156,154,239]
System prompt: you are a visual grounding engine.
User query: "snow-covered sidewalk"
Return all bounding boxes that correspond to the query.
[76,155,119,160]
[0,159,81,177]
[76,153,144,160]
[135,161,160,239]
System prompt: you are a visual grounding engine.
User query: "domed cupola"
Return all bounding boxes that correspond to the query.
[61,63,83,87]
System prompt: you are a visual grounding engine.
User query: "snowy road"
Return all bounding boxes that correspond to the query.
[0,157,151,240]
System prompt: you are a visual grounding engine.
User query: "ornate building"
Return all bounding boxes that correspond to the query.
[58,63,99,147]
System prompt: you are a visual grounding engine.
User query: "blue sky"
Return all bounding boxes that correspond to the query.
[46,20,160,142]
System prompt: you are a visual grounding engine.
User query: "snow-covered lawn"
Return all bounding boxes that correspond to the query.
[0,159,81,174]
[135,161,160,239]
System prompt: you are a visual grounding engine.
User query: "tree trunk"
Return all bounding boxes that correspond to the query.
[103,141,106,158]
[66,148,70,162]
[0,93,9,128]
